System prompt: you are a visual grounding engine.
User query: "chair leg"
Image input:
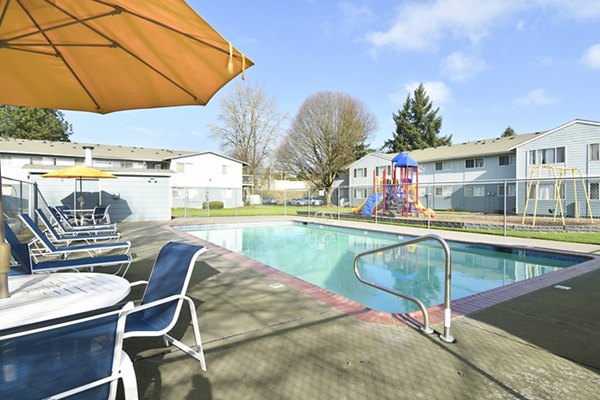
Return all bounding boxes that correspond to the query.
[164,297,206,371]
[120,351,139,400]
[165,335,206,372]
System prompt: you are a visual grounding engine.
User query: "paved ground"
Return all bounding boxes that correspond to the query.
[117,216,600,400]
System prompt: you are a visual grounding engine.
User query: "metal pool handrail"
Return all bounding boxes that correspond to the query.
[353,234,454,343]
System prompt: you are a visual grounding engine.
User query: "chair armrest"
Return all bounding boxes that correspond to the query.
[128,280,148,288]
[123,294,189,314]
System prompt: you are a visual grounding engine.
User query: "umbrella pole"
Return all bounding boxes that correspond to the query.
[0,168,11,299]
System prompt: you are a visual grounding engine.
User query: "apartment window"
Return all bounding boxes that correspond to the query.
[222,165,229,175]
[529,147,565,165]
[529,183,564,200]
[498,154,515,166]
[176,163,185,173]
[435,186,451,196]
[589,182,599,200]
[353,188,368,199]
[376,165,391,176]
[465,158,484,169]
[498,183,516,196]
[435,161,451,171]
[354,168,367,178]
[590,143,600,161]
[556,147,566,163]
[465,185,485,197]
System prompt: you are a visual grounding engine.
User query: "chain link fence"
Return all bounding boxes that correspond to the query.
[172,175,600,234]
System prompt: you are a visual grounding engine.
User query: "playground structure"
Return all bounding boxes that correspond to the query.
[521,165,594,226]
[352,152,435,218]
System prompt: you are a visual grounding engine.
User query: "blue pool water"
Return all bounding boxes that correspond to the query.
[182,222,586,313]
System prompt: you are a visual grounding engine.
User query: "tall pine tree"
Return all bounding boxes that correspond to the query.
[383,84,451,152]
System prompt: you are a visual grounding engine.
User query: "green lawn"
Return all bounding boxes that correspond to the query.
[172,206,600,245]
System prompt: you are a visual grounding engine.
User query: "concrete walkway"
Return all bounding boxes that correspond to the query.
[118,217,600,400]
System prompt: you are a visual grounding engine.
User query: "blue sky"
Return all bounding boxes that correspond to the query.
[65,0,600,154]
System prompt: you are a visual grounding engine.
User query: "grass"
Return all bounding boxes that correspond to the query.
[172,206,600,245]
[171,205,342,217]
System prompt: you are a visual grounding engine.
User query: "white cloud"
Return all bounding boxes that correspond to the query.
[366,0,522,52]
[514,89,558,106]
[365,0,600,54]
[583,44,600,69]
[391,81,451,106]
[441,52,487,82]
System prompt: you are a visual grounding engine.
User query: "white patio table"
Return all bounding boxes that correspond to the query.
[0,273,131,330]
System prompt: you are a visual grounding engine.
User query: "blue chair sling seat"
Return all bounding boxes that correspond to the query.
[124,242,208,371]
[51,206,117,232]
[0,302,138,400]
[36,209,121,245]
[19,214,131,260]
[4,222,133,276]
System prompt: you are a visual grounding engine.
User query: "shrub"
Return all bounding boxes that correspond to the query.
[202,201,224,209]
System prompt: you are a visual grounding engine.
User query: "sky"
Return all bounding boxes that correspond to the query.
[64,0,600,154]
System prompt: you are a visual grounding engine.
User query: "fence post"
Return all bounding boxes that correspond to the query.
[32,182,38,216]
[284,188,287,216]
[503,181,507,236]
[426,192,431,229]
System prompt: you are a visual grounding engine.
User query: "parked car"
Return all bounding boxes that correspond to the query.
[308,197,325,206]
[288,198,309,206]
[262,196,278,205]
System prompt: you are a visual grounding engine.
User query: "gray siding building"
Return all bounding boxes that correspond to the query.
[347,119,600,216]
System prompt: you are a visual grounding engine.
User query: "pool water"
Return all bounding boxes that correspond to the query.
[183,222,585,313]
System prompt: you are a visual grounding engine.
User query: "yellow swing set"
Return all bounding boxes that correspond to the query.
[521,165,594,226]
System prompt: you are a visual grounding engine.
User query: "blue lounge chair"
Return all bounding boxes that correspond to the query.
[48,206,118,234]
[19,214,131,260]
[51,206,117,232]
[124,242,208,371]
[4,222,133,276]
[36,209,121,245]
[0,302,138,400]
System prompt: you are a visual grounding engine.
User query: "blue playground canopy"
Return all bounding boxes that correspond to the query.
[391,152,419,167]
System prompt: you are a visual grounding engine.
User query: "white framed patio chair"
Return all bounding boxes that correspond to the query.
[48,206,118,235]
[0,302,138,400]
[51,206,117,232]
[124,241,208,371]
[83,204,112,225]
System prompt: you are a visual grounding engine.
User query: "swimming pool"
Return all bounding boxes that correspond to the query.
[182,222,586,314]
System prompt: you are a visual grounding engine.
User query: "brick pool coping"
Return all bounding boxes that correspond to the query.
[169,223,600,330]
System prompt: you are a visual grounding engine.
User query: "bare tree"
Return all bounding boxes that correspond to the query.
[276,91,376,204]
[210,83,286,178]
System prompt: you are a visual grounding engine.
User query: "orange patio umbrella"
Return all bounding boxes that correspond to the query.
[0,0,253,297]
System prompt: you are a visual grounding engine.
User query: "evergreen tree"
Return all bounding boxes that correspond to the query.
[353,142,374,161]
[0,106,73,141]
[383,83,451,152]
[501,126,516,137]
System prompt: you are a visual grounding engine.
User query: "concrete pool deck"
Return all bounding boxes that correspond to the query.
[118,216,600,399]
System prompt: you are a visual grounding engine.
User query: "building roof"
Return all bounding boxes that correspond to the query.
[371,131,543,164]
[0,137,194,162]
[168,151,247,165]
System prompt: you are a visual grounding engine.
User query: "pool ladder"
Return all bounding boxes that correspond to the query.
[353,234,455,343]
